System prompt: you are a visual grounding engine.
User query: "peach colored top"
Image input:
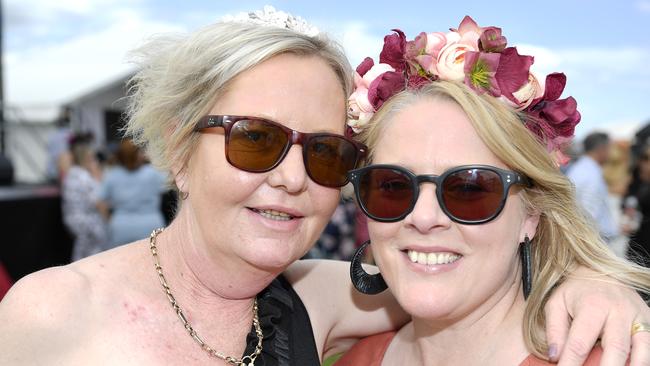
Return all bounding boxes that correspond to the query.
[335,331,604,366]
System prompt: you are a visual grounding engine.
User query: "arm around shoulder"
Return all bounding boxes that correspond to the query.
[285,259,409,357]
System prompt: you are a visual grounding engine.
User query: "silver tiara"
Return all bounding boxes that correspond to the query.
[221,5,319,37]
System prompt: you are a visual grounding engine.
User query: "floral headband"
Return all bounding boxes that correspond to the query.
[347,16,581,156]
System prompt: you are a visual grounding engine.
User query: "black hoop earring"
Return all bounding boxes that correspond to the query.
[520,235,532,299]
[350,240,388,295]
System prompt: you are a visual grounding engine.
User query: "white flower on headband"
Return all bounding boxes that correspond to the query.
[221,5,319,37]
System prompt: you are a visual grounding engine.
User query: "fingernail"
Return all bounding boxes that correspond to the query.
[548,344,558,361]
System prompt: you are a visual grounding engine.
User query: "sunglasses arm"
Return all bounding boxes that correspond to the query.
[195,115,227,131]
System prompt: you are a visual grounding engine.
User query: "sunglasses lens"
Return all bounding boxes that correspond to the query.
[305,136,359,187]
[358,167,414,220]
[227,119,288,171]
[441,168,504,222]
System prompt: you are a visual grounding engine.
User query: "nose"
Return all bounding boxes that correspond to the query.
[267,145,309,193]
[403,183,452,233]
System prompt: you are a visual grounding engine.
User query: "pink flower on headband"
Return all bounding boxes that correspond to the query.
[479,27,507,52]
[464,51,501,95]
[504,72,544,110]
[436,39,477,81]
[425,32,447,57]
[346,15,580,156]
[453,15,482,49]
[348,57,405,132]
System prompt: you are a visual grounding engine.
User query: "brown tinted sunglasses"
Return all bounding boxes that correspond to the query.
[195,115,367,187]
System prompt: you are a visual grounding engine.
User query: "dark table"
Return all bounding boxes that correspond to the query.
[0,184,73,281]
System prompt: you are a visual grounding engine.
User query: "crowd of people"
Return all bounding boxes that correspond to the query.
[54,131,168,260]
[563,131,650,269]
[0,7,648,366]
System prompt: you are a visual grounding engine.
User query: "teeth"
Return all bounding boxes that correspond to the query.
[257,209,293,221]
[407,250,461,265]
[408,250,418,262]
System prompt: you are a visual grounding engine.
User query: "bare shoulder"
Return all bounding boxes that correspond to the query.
[0,240,151,364]
[0,264,90,325]
[0,240,150,318]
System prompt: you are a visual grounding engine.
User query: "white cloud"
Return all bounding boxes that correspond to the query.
[518,44,649,78]
[6,0,145,19]
[5,8,186,113]
[637,0,650,13]
[330,22,383,68]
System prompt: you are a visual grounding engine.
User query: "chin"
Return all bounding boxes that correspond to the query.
[240,240,307,271]
[393,284,462,321]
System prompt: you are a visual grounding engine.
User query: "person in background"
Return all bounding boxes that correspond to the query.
[623,144,650,268]
[46,107,72,183]
[567,132,620,243]
[61,139,107,261]
[97,138,167,248]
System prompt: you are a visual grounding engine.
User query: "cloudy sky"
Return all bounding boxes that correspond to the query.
[4,0,650,138]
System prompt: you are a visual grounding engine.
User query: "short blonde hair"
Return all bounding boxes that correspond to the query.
[358,80,650,358]
[124,22,352,184]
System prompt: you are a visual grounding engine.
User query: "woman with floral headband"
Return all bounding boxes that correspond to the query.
[336,16,650,365]
[0,9,648,366]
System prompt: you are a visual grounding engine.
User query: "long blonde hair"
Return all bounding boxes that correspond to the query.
[358,80,650,358]
[124,22,352,184]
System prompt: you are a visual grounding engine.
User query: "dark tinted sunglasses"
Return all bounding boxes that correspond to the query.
[348,164,532,224]
[195,115,367,188]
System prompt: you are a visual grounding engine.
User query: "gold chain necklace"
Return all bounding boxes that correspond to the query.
[149,228,264,366]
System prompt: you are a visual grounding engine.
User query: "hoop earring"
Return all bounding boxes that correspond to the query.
[520,235,532,299]
[350,240,388,295]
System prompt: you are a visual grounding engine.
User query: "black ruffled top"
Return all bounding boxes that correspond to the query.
[242,275,320,366]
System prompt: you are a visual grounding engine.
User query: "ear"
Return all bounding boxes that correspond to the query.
[520,209,540,242]
[171,159,189,194]
[166,120,190,194]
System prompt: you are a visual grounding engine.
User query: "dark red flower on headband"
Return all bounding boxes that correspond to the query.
[367,71,405,110]
[356,57,375,77]
[537,72,566,102]
[525,73,581,149]
[380,29,407,72]
[407,74,431,89]
[495,47,534,104]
